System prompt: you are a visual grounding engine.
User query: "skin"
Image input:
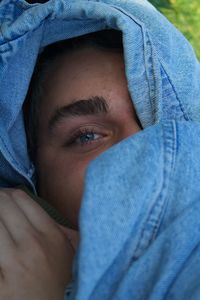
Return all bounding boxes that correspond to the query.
[36,47,141,230]
[0,188,74,299]
[0,47,141,298]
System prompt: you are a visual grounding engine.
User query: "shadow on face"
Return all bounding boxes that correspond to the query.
[33,46,141,230]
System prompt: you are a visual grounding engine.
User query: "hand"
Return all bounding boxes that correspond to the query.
[0,188,76,300]
[62,226,80,253]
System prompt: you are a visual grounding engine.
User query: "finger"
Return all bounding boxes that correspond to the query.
[0,218,22,268]
[0,190,36,245]
[0,220,16,251]
[8,189,59,234]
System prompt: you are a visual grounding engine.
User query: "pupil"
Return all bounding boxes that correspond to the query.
[80,133,94,143]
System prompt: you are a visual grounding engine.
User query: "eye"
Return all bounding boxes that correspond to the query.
[64,127,106,148]
[78,132,101,145]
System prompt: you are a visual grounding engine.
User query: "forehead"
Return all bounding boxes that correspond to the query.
[43,47,128,108]
[36,46,137,140]
[49,47,125,82]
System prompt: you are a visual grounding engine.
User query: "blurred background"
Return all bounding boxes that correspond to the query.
[149,0,200,60]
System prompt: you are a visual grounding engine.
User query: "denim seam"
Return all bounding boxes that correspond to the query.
[110,4,158,128]
[150,121,177,240]
[133,121,176,258]
[0,134,35,185]
[143,31,157,123]
[89,123,177,300]
[0,135,27,176]
[156,55,190,122]
[0,24,4,44]
[0,8,10,45]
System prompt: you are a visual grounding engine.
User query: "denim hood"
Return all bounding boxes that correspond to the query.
[1,1,200,299]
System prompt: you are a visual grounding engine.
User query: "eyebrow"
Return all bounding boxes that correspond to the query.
[48,96,109,131]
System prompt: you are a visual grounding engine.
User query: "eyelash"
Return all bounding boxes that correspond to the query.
[65,128,102,147]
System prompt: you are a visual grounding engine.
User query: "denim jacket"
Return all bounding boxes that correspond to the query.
[1,0,200,299]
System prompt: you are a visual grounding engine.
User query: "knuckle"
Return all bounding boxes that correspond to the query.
[19,233,49,267]
[30,231,49,254]
[0,268,5,281]
[9,251,39,275]
[0,188,28,201]
[25,229,43,247]
[10,188,28,199]
[0,188,11,199]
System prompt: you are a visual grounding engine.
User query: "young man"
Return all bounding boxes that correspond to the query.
[1,0,200,299]
[24,30,141,230]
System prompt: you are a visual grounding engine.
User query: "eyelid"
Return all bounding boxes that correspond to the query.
[63,124,110,149]
[67,129,103,146]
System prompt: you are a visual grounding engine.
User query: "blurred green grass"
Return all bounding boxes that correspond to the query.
[149,0,200,60]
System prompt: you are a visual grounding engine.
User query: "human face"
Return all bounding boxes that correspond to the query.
[36,47,141,230]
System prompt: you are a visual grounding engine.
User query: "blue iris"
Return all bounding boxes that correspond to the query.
[79,132,95,144]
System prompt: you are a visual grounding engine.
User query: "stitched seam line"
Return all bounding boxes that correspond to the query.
[133,121,177,258]
[157,55,190,122]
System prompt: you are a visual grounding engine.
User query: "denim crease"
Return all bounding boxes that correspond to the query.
[0,0,200,299]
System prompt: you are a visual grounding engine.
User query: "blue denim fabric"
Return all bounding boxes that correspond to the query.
[1,0,200,299]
